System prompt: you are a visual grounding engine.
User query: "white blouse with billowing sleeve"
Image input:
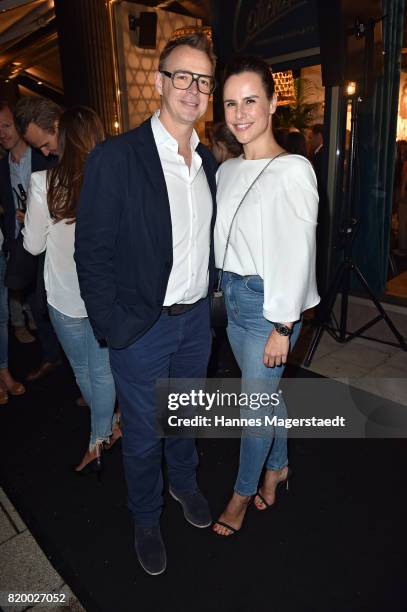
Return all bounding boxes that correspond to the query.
[22,170,87,318]
[214,154,320,323]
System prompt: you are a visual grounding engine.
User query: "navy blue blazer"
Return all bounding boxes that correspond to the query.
[0,147,56,254]
[75,118,217,350]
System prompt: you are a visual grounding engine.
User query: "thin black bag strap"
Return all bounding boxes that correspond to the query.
[217,151,288,291]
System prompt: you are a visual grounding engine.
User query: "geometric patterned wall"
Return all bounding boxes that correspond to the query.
[114,2,203,130]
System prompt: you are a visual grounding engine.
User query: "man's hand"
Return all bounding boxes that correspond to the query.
[263,328,290,368]
[16,209,25,224]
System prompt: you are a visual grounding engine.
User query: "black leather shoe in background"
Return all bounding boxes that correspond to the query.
[169,488,212,528]
[134,525,167,576]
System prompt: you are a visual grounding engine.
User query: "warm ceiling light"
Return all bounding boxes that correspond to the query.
[346,81,356,96]
[170,26,212,41]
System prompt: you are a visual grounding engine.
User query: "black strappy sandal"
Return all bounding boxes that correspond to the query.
[212,520,238,536]
[255,467,292,511]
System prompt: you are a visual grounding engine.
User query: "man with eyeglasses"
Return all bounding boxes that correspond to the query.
[75,32,217,575]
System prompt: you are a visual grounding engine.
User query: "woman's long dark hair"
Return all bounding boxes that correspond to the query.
[47,106,105,223]
[211,121,243,157]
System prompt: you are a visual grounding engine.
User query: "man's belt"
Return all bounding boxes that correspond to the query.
[162,298,205,316]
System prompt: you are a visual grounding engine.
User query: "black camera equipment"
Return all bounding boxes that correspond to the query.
[305,15,407,367]
[17,183,27,200]
[12,183,27,211]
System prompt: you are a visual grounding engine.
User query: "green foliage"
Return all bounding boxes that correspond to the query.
[275,77,320,130]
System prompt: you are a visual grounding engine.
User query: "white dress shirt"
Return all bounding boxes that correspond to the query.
[214,154,320,322]
[150,111,212,306]
[23,170,87,318]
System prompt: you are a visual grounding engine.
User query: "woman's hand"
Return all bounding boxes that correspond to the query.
[263,329,290,368]
[16,209,25,224]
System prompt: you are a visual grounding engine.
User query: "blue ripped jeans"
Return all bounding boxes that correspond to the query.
[222,272,301,496]
[48,304,116,448]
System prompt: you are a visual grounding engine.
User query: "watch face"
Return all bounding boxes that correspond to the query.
[274,323,291,336]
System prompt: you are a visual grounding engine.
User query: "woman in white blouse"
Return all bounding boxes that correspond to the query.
[23,107,117,475]
[213,57,320,535]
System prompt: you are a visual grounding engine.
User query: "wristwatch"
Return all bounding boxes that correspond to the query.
[272,322,292,336]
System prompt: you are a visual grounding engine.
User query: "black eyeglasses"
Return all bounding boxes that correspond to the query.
[160,70,216,95]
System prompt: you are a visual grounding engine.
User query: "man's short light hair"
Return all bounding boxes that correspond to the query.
[158,31,216,72]
[14,97,62,136]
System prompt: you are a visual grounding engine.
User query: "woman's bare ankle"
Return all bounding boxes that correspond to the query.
[232,492,251,505]
[213,493,252,535]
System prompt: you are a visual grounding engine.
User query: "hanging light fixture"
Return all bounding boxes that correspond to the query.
[170,26,212,41]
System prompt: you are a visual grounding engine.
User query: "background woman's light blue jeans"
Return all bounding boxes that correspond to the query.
[48,304,116,448]
[222,272,301,497]
[0,253,8,369]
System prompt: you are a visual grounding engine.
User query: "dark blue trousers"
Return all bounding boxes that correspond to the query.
[109,298,212,527]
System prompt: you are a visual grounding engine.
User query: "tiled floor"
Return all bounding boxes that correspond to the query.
[0,488,85,612]
[292,295,407,405]
[1,295,406,611]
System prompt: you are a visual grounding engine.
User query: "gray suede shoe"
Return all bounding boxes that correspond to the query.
[134,525,166,576]
[169,488,212,528]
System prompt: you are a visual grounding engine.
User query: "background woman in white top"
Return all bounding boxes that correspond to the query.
[213,57,319,536]
[23,107,117,475]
